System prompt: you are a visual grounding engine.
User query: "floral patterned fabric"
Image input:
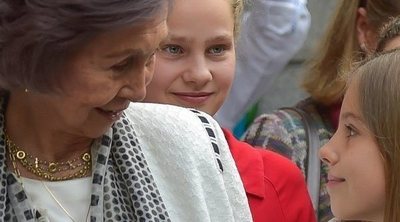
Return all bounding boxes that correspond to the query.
[244,98,334,222]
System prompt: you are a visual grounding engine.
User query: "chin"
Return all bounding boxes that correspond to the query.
[193,106,214,116]
[331,208,357,221]
[82,124,114,139]
[204,106,219,117]
[205,109,217,116]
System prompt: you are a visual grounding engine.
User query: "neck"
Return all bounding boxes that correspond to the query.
[5,91,93,162]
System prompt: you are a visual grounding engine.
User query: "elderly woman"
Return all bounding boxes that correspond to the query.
[0,1,251,221]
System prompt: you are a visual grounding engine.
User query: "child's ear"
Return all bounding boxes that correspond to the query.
[356,7,377,54]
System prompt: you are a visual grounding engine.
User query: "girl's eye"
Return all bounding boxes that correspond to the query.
[111,57,134,73]
[162,45,183,55]
[344,124,357,138]
[207,45,226,55]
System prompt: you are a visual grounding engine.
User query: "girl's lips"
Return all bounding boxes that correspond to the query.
[327,175,346,186]
[172,92,213,105]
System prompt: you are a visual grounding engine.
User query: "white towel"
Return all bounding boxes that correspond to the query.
[126,103,252,222]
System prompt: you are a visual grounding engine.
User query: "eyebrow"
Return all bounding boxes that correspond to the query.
[205,34,233,45]
[164,33,233,45]
[341,112,363,122]
[104,49,146,59]
[164,35,190,44]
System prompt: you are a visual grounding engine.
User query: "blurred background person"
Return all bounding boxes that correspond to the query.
[215,0,310,137]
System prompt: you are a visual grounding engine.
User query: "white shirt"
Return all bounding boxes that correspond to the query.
[22,177,91,222]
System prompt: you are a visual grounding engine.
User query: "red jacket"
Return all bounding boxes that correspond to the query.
[223,129,316,222]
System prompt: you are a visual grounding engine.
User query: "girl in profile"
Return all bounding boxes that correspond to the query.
[320,49,400,222]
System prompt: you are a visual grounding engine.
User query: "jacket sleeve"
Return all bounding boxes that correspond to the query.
[215,0,311,129]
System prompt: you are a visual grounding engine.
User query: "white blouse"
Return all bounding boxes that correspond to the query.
[21,177,91,222]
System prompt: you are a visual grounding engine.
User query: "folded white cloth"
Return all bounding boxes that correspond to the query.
[126,103,252,222]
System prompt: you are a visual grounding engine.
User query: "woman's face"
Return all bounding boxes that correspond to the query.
[319,79,385,221]
[32,20,167,138]
[143,0,235,116]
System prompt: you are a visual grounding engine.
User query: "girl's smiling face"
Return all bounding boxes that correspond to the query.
[144,0,235,116]
[319,78,386,222]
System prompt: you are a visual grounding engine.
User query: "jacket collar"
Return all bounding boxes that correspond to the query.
[222,129,265,199]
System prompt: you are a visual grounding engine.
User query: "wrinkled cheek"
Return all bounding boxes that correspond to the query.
[72,82,119,107]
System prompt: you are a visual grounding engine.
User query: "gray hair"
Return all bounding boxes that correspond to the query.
[0,0,171,92]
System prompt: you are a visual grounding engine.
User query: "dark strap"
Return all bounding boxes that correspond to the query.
[190,109,224,173]
[244,115,268,145]
[280,107,321,213]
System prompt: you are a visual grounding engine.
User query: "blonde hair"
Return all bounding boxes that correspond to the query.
[350,49,400,222]
[231,0,244,38]
[302,0,400,105]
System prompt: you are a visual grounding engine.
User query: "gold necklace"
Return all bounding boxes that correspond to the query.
[7,143,22,180]
[5,133,92,181]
